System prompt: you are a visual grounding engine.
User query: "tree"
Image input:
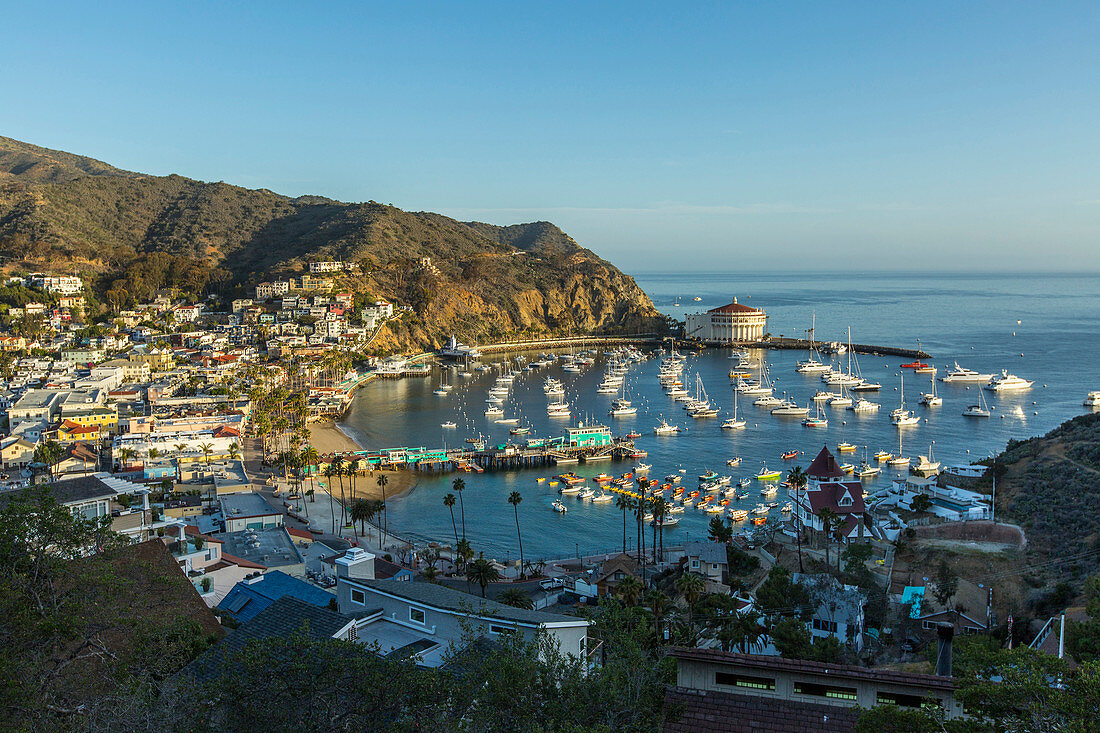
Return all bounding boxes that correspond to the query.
[508,491,525,579]
[322,463,338,535]
[33,440,65,482]
[497,588,534,610]
[420,565,439,583]
[615,575,644,606]
[932,559,959,609]
[349,499,376,539]
[911,493,933,513]
[615,493,632,554]
[116,446,136,471]
[466,555,500,597]
[755,566,813,620]
[815,506,841,568]
[787,464,808,572]
[199,442,214,466]
[770,617,816,660]
[443,493,459,546]
[707,515,733,544]
[453,477,466,539]
[675,572,705,632]
[643,589,672,640]
[376,472,389,544]
[652,496,669,562]
[841,542,874,575]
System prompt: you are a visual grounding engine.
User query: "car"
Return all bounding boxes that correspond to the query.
[539,577,566,590]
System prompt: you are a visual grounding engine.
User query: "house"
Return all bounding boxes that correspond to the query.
[684,542,730,586]
[0,436,36,469]
[593,553,641,597]
[663,647,963,732]
[912,578,991,637]
[219,493,282,532]
[792,573,866,651]
[309,261,344,273]
[187,596,355,682]
[53,443,100,476]
[299,275,333,292]
[790,446,870,543]
[211,527,305,574]
[165,495,204,519]
[334,549,590,667]
[217,569,336,624]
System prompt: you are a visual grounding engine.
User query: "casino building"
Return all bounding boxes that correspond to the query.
[684,298,767,343]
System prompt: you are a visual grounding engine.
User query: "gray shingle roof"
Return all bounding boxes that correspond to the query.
[686,541,728,566]
[49,475,117,503]
[357,579,586,626]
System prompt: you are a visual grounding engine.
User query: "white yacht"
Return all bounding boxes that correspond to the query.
[962,387,991,417]
[754,395,783,407]
[813,390,840,402]
[609,398,638,417]
[985,371,1034,392]
[771,402,810,416]
[722,389,747,429]
[654,420,681,435]
[939,363,994,383]
[848,397,880,413]
[911,449,941,477]
[1085,391,1100,407]
[440,421,458,429]
[891,372,920,426]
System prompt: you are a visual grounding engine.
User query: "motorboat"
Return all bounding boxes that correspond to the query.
[1085,391,1100,407]
[551,500,568,513]
[856,461,880,478]
[985,371,1034,392]
[699,470,720,482]
[609,398,638,417]
[738,478,752,488]
[873,450,893,462]
[441,421,458,429]
[754,395,784,407]
[485,406,505,416]
[850,380,882,392]
[911,449,941,477]
[726,457,742,466]
[559,484,582,495]
[654,419,681,435]
[939,363,994,383]
[578,487,596,500]
[837,442,857,453]
[813,390,840,402]
[848,398,880,413]
[771,402,810,416]
[591,492,613,503]
[828,390,853,408]
[728,509,749,521]
[781,450,800,460]
[755,464,782,481]
[635,463,652,473]
[509,426,531,435]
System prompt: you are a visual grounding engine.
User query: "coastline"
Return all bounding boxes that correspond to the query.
[308,420,418,502]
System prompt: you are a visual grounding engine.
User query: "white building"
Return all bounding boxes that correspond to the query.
[309,261,344,273]
[685,297,766,343]
[30,274,83,295]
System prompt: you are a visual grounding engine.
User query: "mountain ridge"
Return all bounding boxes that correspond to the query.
[0,136,664,350]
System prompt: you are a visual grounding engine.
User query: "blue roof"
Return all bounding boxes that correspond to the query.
[216,570,335,623]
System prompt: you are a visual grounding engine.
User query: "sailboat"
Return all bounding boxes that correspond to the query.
[722,385,746,429]
[887,431,910,468]
[802,403,828,428]
[911,446,941,476]
[962,385,991,417]
[796,313,831,373]
[891,372,921,426]
[919,377,942,407]
[688,374,719,418]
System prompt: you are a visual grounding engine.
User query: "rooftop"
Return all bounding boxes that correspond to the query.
[706,297,762,315]
[217,570,336,623]
[220,492,278,518]
[214,527,303,568]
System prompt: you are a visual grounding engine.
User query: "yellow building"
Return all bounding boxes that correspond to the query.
[62,409,118,434]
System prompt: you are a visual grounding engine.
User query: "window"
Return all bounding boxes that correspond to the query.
[876,691,938,709]
[410,607,425,624]
[812,619,838,634]
[489,624,515,635]
[716,672,775,691]
[794,682,857,701]
[691,560,699,569]
[349,588,365,605]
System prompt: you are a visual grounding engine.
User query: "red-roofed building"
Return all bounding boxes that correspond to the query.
[791,446,869,543]
[685,297,767,343]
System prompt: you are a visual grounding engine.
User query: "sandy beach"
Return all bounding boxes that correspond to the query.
[308,420,418,501]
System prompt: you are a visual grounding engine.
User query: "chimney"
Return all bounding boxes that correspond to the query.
[335,547,375,581]
[935,623,954,676]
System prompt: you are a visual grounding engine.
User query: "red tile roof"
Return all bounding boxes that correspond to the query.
[663,686,859,732]
[220,552,267,570]
[707,299,761,315]
[807,445,845,479]
[806,482,866,516]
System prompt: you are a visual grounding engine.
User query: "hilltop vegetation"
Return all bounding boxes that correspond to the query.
[0,136,664,349]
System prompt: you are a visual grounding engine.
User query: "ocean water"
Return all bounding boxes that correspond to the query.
[340,272,1100,561]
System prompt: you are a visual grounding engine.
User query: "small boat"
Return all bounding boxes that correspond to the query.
[559,484,582,495]
[626,431,642,439]
[495,418,521,425]
[781,502,793,513]
[874,450,893,462]
[755,464,782,481]
[593,473,613,483]
[911,448,941,477]
[635,463,652,473]
[717,476,732,485]
[963,386,991,417]
[591,492,613,503]
[441,421,458,429]
[837,442,857,452]
[919,376,943,407]
[901,361,930,369]
[1085,391,1100,407]
[728,509,748,521]
[699,470,719,482]
[726,457,742,467]
[751,517,767,526]
[856,461,880,478]
[887,455,910,468]
[510,426,531,435]
[781,450,799,460]
[705,504,724,514]
[551,500,567,513]
[537,477,546,483]
[738,478,752,488]
[578,488,596,500]
[654,420,682,435]
[839,463,855,474]
[848,398,880,413]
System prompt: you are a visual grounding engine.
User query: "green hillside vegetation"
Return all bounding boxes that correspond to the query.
[991,412,1100,584]
[0,136,664,349]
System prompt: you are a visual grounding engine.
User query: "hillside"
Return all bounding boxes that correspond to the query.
[992,411,1100,582]
[0,136,664,350]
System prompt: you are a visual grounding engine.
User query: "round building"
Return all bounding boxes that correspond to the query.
[684,297,766,343]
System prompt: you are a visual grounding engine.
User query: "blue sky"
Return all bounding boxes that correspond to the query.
[2,1,1098,271]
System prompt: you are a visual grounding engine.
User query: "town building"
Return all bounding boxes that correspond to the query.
[564,423,612,449]
[685,297,767,343]
[29,273,83,295]
[308,261,344,273]
[790,446,870,543]
[792,573,866,651]
[220,493,282,532]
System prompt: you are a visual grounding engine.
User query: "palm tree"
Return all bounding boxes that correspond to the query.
[199,442,214,466]
[787,465,808,572]
[614,493,632,554]
[455,538,473,583]
[675,572,705,632]
[508,491,525,579]
[332,456,347,532]
[421,565,439,583]
[349,499,374,538]
[147,447,161,461]
[116,447,135,471]
[174,443,188,458]
[497,588,534,610]
[443,493,459,545]
[643,588,672,639]
[228,442,240,461]
[816,507,840,569]
[376,472,389,544]
[453,477,466,539]
[615,575,644,606]
[466,555,500,597]
[652,495,669,563]
[323,463,338,534]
